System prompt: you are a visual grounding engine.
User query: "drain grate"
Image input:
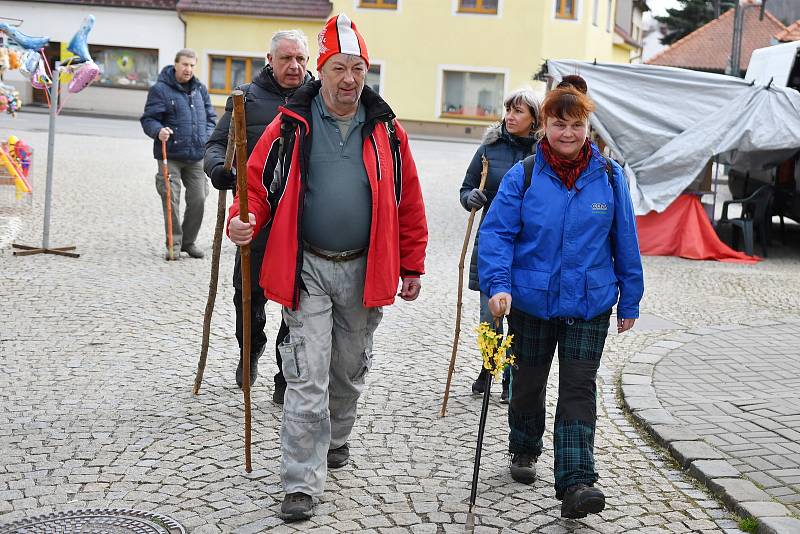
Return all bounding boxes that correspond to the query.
[0,508,186,534]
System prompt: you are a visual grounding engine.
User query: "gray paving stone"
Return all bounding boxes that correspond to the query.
[626,395,664,411]
[636,408,679,427]
[689,460,741,480]
[734,500,789,519]
[709,478,773,508]
[669,441,725,468]
[757,516,800,534]
[651,425,701,446]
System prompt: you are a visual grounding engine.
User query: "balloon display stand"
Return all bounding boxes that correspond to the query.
[12,72,79,258]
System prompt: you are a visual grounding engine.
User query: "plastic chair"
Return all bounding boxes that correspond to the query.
[717,184,773,257]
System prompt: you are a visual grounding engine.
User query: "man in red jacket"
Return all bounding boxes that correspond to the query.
[228,14,427,522]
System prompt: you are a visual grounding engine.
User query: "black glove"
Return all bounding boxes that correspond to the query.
[210,165,236,191]
[465,188,488,210]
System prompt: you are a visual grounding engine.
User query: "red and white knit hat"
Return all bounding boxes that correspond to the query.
[317,14,369,69]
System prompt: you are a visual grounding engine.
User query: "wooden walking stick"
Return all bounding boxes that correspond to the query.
[231,90,253,472]
[193,113,237,395]
[441,156,488,417]
[161,139,175,261]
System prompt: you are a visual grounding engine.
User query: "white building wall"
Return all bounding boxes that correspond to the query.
[1,1,184,116]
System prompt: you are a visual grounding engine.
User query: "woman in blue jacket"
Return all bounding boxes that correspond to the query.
[478,85,643,519]
[459,88,540,402]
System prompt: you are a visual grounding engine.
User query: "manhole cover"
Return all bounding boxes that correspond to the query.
[0,508,186,534]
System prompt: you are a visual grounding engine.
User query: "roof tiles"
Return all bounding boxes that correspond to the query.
[775,20,800,42]
[27,0,177,9]
[647,6,787,73]
[176,0,333,19]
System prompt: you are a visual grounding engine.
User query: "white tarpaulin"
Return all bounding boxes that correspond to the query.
[546,60,800,215]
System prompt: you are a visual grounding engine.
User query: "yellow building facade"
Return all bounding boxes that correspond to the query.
[182,0,619,136]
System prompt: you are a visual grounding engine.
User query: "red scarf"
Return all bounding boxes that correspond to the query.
[540,137,592,191]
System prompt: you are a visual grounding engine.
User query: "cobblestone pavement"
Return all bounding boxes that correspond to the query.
[2,113,788,533]
[617,216,800,533]
[654,323,800,515]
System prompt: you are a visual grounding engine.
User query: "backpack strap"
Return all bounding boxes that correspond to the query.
[522,153,536,192]
[604,157,615,189]
[522,152,616,193]
[385,118,402,205]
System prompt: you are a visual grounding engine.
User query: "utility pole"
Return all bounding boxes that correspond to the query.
[728,0,768,78]
[729,1,745,77]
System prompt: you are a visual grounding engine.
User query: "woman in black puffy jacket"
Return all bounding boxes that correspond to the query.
[459,88,540,401]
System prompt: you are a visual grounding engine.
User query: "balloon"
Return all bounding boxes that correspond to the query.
[30,59,49,90]
[0,95,7,113]
[8,49,20,70]
[19,50,40,77]
[67,15,95,63]
[0,47,8,74]
[67,60,99,93]
[0,23,50,50]
[8,135,18,145]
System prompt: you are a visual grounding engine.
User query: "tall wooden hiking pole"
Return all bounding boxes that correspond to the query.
[193,113,237,395]
[161,139,175,261]
[441,156,489,417]
[231,90,252,472]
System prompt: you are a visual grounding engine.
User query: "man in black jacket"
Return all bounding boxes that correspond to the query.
[141,48,216,260]
[204,30,312,402]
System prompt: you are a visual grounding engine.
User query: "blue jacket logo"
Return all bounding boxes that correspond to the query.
[591,202,608,213]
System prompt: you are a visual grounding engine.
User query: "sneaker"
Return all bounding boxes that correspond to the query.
[471,369,489,395]
[279,492,314,522]
[510,453,537,484]
[327,443,350,469]
[500,381,509,404]
[181,243,205,259]
[272,381,286,404]
[560,483,605,519]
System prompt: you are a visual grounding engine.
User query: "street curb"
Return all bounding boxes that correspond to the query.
[619,327,800,534]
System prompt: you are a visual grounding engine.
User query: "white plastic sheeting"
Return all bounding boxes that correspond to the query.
[546,60,800,214]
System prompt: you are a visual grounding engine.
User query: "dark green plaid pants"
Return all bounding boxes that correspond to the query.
[507,307,612,499]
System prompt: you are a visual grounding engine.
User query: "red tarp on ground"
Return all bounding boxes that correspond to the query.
[635,193,760,264]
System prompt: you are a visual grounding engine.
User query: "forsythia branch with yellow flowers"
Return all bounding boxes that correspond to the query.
[475,323,515,380]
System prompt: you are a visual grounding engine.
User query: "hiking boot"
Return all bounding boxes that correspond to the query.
[279,492,313,522]
[510,453,537,484]
[471,368,489,395]
[235,346,264,388]
[500,380,509,404]
[181,243,205,259]
[327,443,350,469]
[560,483,605,519]
[272,381,286,405]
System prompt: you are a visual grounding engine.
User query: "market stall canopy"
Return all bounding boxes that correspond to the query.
[546,60,800,215]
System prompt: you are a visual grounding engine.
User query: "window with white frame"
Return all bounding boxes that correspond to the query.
[441,70,504,120]
[593,0,599,25]
[209,55,265,94]
[607,0,613,31]
[91,45,158,89]
[366,64,382,94]
[555,0,577,19]
[458,0,498,14]
[359,0,397,9]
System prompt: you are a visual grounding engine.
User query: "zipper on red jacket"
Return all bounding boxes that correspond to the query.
[291,121,310,310]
